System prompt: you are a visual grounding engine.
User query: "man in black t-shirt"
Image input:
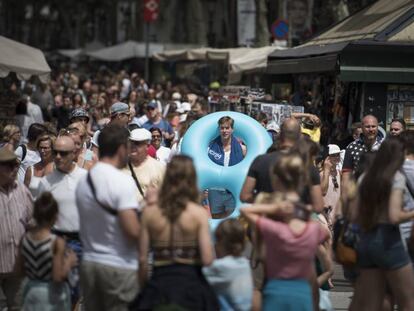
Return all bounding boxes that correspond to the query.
[240,118,323,213]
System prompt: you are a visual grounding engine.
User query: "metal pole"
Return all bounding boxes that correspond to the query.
[144,22,150,82]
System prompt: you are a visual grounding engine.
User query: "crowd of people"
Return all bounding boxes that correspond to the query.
[0,68,414,311]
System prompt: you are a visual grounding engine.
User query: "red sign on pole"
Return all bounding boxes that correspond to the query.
[144,0,160,23]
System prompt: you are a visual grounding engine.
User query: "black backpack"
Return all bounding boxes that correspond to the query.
[18,144,27,161]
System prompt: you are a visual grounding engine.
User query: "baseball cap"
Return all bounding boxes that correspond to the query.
[0,148,18,162]
[209,81,220,90]
[266,121,280,133]
[130,128,152,142]
[147,101,158,110]
[111,102,129,115]
[328,144,341,155]
[110,102,129,116]
[69,108,90,122]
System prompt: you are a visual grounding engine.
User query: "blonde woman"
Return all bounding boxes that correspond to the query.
[1,124,21,151]
[24,135,55,198]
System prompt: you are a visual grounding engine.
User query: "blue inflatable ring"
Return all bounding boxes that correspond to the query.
[181,111,272,229]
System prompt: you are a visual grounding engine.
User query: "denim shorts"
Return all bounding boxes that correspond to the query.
[208,188,235,214]
[357,224,410,270]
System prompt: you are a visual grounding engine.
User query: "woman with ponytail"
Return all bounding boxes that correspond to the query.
[134,155,219,310]
[241,152,330,311]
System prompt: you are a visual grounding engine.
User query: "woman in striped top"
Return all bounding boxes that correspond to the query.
[15,192,78,311]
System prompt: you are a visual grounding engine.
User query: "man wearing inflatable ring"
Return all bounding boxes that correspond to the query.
[207,116,247,218]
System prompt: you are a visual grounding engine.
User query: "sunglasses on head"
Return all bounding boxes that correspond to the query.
[52,149,72,157]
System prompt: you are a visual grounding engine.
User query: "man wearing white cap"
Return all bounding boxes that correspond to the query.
[142,101,174,146]
[126,128,165,205]
[320,144,342,224]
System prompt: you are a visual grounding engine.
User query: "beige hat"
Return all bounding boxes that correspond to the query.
[130,128,152,142]
[0,148,17,162]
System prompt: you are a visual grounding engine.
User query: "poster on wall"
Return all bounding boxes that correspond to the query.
[237,0,256,46]
[257,103,304,126]
[282,0,314,45]
[387,85,414,128]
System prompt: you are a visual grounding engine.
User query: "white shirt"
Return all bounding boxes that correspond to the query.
[91,130,100,147]
[156,146,171,164]
[27,101,44,124]
[76,162,139,270]
[38,165,87,232]
[15,146,41,184]
[223,150,231,167]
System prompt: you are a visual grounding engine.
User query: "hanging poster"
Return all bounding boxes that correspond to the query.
[387,85,414,128]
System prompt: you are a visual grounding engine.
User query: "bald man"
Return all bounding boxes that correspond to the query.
[240,118,324,213]
[38,135,87,300]
[342,115,382,179]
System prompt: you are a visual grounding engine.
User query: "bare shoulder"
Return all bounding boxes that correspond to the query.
[53,236,65,254]
[187,202,210,219]
[142,204,161,221]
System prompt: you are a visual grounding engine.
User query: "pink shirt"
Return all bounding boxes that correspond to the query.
[257,217,327,279]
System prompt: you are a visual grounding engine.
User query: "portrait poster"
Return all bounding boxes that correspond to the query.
[282,0,314,44]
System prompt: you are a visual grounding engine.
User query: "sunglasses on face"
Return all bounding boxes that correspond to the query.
[52,149,72,157]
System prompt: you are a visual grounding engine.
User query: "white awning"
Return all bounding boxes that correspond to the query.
[0,36,51,82]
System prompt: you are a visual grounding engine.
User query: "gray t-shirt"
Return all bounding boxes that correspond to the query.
[400,160,414,240]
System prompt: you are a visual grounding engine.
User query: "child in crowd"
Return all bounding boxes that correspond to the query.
[16,192,78,311]
[203,219,253,311]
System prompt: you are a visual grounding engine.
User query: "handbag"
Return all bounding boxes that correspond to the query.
[333,218,358,266]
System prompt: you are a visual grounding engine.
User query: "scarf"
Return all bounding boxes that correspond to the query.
[208,135,243,166]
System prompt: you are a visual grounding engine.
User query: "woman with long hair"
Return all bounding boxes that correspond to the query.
[134,155,218,310]
[351,137,414,310]
[241,152,329,311]
[24,134,55,198]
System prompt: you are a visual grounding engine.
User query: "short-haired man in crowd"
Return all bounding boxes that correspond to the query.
[0,148,33,310]
[389,118,406,137]
[342,115,382,184]
[142,101,175,146]
[76,124,140,311]
[208,116,246,218]
[38,135,87,301]
[240,117,324,213]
